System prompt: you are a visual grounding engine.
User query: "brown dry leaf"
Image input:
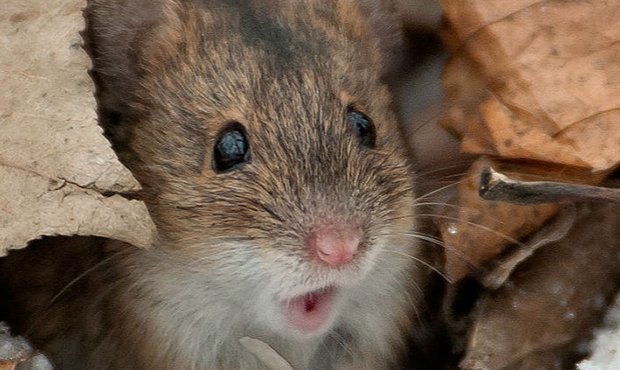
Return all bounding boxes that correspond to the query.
[440,55,489,139]
[480,205,576,289]
[460,203,620,370]
[0,166,155,254]
[437,157,608,281]
[462,96,620,171]
[437,158,557,281]
[440,0,542,41]
[437,0,619,281]
[441,0,620,171]
[0,0,156,254]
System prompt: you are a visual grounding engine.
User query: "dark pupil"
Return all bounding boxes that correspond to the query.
[213,129,249,172]
[347,110,375,148]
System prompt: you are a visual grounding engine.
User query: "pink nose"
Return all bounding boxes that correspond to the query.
[307,224,361,267]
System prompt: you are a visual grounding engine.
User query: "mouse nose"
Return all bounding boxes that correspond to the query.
[307,223,361,267]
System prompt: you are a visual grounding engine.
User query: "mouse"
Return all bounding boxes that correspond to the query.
[0,0,427,368]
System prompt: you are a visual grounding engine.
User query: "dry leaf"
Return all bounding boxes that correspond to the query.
[439,55,489,140]
[462,97,620,171]
[437,0,619,281]
[0,166,155,255]
[439,1,542,41]
[480,204,576,290]
[436,157,608,281]
[441,0,620,172]
[461,203,620,370]
[437,158,560,281]
[0,0,156,254]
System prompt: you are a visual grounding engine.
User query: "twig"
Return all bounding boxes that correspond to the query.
[479,167,620,205]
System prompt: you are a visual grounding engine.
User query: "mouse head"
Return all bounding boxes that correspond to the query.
[85,0,417,336]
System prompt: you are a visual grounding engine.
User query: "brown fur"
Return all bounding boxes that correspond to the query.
[1,1,424,369]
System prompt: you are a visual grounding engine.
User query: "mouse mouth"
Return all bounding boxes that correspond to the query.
[281,287,336,333]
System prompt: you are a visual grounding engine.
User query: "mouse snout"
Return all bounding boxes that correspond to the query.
[307,223,361,267]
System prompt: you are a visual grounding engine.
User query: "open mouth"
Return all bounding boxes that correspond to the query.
[281,287,336,333]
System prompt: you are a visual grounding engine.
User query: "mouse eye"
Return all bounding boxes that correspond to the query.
[347,108,376,148]
[213,123,251,173]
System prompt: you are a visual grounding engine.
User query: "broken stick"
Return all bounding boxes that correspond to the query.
[479,167,620,205]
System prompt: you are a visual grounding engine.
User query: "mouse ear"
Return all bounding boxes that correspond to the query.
[339,0,406,79]
[82,0,165,150]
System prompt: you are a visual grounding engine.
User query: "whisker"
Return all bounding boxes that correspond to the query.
[382,249,453,284]
[379,230,445,249]
[412,214,525,248]
[329,328,356,360]
[47,252,122,308]
[24,250,126,337]
[413,175,476,202]
[371,263,425,328]
[428,177,473,185]
[417,167,470,179]
[412,201,487,216]
[379,231,478,271]
[409,202,512,228]
[179,237,270,269]
[415,160,476,175]
[383,209,524,248]
[397,277,425,329]
[408,109,442,136]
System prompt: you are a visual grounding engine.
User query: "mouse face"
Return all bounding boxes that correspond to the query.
[89,0,417,339]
